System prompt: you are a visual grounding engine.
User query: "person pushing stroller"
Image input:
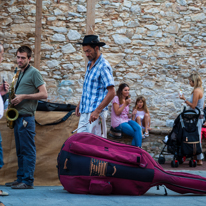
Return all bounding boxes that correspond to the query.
[179,72,204,165]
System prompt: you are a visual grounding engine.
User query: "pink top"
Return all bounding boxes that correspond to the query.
[0,95,4,119]
[111,96,130,128]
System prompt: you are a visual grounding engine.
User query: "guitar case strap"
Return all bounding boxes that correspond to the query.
[35,110,75,126]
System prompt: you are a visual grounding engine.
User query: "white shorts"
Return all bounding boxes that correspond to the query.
[77,110,108,138]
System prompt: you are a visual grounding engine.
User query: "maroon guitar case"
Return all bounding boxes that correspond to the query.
[57,132,206,195]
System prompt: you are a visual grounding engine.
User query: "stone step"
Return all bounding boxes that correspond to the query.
[107,128,206,162]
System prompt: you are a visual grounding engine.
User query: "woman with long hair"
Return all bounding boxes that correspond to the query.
[111,83,142,147]
[179,72,205,165]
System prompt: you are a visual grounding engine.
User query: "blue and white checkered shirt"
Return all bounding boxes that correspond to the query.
[79,54,114,114]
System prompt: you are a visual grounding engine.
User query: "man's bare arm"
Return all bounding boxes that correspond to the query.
[75,101,80,116]
[11,84,48,106]
[89,86,115,123]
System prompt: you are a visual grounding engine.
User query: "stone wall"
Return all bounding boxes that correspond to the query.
[0,0,206,128]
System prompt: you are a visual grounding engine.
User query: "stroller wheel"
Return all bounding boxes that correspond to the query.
[175,160,179,167]
[158,156,165,164]
[193,160,197,167]
[189,160,193,167]
[189,159,197,167]
[171,160,179,167]
[177,157,184,164]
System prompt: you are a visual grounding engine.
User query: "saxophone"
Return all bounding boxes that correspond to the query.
[6,67,19,129]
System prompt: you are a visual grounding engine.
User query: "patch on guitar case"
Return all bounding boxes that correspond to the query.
[90,158,108,176]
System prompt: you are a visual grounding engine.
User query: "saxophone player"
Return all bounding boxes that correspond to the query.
[5,46,48,189]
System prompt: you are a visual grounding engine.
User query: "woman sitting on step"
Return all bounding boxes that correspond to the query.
[111,83,142,147]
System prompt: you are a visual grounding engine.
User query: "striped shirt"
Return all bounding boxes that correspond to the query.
[79,54,114,114]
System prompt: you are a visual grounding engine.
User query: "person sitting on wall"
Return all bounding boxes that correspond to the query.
[111,83,142,147]
[132,95,151,138]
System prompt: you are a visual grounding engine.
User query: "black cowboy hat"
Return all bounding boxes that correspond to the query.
[77,35,106,47]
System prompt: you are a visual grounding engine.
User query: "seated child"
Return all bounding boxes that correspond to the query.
[132,95,151,137]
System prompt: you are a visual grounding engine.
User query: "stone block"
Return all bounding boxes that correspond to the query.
[112,34,131,44]
[0,63,13,71]
[61,43,76,54]
[77,5,86,12]
[165,22,180,34]
[49,26,68,33]
[51,34,66,42]
[8,6,20,13]
[191,13,206,21]
[46,60,60,69]
[11,23,35,33]
[130,5,141,14]
[112,20,124,27]
[126,20,139,28]
[41,44,54,51]
[67,29,81,40]
[103,53,126,68]
[144,25,158,31]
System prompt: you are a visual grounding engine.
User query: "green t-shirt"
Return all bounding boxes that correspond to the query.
[14,65,44,116]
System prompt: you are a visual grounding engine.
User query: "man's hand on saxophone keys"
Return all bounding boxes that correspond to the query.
[11,94,25,106]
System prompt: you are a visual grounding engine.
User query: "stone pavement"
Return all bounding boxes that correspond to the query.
[1,170,206,206]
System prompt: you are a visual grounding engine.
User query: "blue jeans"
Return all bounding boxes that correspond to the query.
[0,132,4,169]
[14,116,36,186]
[115,120,142,147]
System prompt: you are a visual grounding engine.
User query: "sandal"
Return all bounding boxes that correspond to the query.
[0,190,8,196]
[145,132,149,137]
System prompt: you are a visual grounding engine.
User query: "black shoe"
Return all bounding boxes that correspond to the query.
[11,182,34,189]
[5,180,20,187]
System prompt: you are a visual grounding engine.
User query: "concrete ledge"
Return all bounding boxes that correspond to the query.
[107,128,206,162]
[149,128,171,135]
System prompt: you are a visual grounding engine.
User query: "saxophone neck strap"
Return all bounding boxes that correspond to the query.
[15,64,30,92]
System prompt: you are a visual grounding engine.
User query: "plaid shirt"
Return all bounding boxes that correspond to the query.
[79,54,114,114]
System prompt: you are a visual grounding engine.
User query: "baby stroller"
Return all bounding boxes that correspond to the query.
[158,107,201,168]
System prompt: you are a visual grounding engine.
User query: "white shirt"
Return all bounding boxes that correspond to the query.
[0,95,4,119]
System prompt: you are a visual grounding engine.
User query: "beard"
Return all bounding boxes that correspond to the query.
[87,50,97,61]
[18,62,28,69]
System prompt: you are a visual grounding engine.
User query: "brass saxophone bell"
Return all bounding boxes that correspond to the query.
[6,67,20,129]
[6,108,19,129]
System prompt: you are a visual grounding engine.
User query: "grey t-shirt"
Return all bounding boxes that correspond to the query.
[14,65,44,116]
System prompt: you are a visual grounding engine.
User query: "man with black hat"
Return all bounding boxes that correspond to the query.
[75,35,115,138]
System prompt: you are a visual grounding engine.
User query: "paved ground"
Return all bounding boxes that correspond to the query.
[161,160,206,171]
[1,169,206,206]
